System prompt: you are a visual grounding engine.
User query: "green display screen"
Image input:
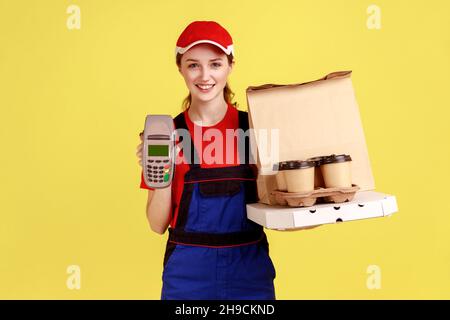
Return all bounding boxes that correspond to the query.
[148,145,169,157]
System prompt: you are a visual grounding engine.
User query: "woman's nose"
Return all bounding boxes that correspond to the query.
[200,68,211,81]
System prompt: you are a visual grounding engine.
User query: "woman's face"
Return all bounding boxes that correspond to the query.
[178,43,234,103]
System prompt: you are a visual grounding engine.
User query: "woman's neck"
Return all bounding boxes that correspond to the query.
[188,97,228,127]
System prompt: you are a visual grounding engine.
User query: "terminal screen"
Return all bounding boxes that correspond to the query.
[148,145,168,157]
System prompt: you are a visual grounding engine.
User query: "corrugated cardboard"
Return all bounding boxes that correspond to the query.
[246,191,397,229]
[246,71,375,205]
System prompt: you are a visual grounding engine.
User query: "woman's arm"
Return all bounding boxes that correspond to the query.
[146,187,172,234]
[137,132,172,234]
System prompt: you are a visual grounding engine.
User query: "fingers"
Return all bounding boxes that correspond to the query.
[136,144,143,156]
[136,132,144,167]
[137,144,143,167]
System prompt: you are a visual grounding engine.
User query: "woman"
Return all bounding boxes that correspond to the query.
[136,21,276,300]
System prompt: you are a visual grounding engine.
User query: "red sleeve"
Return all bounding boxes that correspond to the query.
[140,170,155,190]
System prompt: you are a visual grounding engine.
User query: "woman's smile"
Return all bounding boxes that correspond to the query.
[195,83,216,92]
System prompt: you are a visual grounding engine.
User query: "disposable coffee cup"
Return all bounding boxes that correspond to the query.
[273,162,288,191]
[320,154,352,188]
[281,160,315,193]
[307,156,326,188]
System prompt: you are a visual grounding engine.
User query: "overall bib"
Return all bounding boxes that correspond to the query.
[160,110,276,300]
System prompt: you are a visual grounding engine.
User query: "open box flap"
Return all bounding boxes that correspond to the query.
[246,71,353,92]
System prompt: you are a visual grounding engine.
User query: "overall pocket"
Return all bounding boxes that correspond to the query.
[188,180,247,233]
[198,180,242,197]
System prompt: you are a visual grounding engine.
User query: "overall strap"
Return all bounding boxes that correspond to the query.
[237,110,255,165]
[237,110,249,131]
[173,112,200,169]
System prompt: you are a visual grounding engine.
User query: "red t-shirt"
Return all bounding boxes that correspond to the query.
[140,102,241,228]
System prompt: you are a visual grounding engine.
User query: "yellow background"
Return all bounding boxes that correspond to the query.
[1,0,449,299]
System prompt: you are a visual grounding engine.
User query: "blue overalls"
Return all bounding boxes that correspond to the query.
[160,111,276,300]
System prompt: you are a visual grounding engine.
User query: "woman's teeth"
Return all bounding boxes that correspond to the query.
[196,84,215,91]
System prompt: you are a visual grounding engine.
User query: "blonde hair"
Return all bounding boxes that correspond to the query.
[176,52,239,111]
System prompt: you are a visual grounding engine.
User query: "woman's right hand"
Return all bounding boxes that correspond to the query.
[136,131,144,167]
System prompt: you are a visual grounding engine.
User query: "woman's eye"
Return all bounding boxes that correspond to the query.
[188,63,221,69]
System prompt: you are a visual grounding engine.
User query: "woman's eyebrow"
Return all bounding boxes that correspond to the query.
[185,58,223,62]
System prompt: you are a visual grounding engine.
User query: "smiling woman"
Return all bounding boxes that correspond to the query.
[176,47,238,111]
[138,20,276,301]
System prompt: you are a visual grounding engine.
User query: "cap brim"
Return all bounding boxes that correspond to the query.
[175,40,233,56]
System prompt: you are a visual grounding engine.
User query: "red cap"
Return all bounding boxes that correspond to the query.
[175,21,234,56]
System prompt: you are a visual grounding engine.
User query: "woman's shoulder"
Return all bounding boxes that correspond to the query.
[173,110,187,129]
[173,110,186,120]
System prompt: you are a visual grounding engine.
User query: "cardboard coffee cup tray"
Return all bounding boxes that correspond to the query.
[271,184,360,207]
[244,70,399,230]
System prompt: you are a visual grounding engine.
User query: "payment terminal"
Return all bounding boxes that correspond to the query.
[142,115,175,189]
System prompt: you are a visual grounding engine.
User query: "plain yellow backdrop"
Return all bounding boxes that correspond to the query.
[1,0,449,299]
